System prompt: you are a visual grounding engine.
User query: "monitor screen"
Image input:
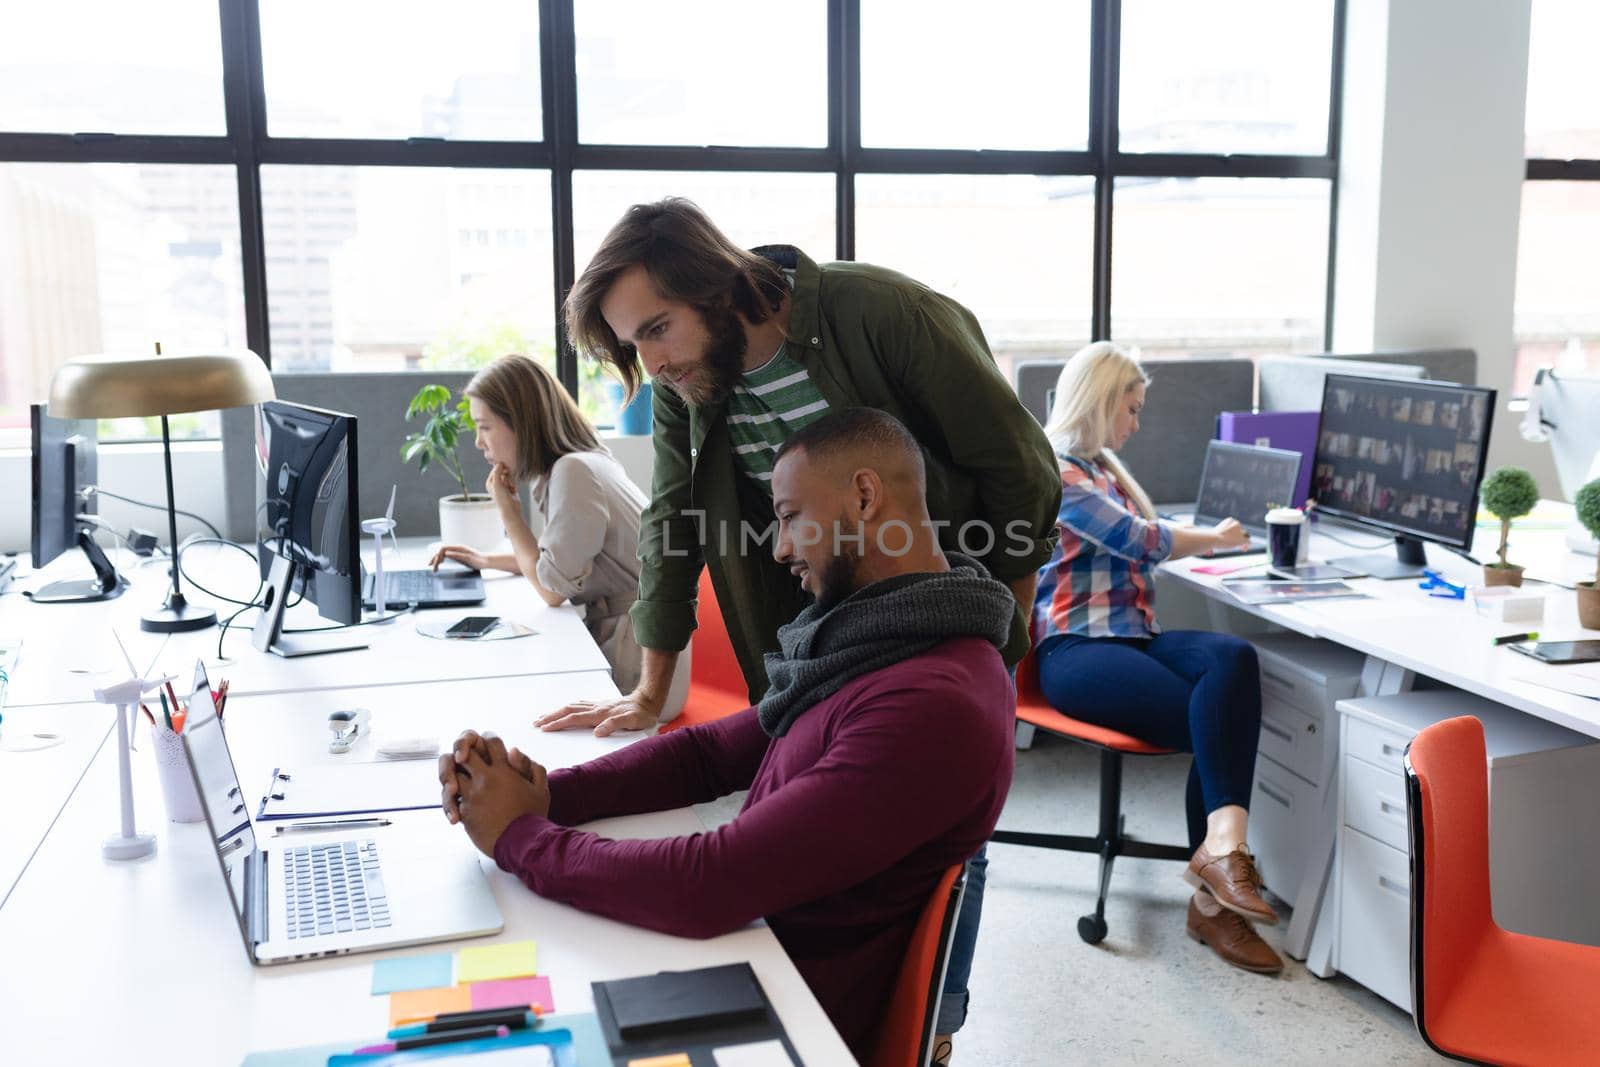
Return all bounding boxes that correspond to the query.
[255,400,360,625]
[30,404,98,568]
[1310,375,1495,551]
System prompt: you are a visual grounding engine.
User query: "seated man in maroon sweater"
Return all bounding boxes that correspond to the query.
[438,408,1017,1060]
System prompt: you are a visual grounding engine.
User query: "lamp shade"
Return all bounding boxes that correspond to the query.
[48,349,275,419]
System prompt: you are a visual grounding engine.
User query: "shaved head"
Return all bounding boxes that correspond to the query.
[775,407,926,496]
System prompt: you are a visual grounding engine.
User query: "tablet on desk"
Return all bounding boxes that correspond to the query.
[1509,640,1600,665]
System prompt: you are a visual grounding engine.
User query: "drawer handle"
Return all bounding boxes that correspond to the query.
[1262,668,1294,689]
[1378,875,1409,898]
[1377,797,1406,821]
[1261,720,1294,744]
[1258,780,1292,808]
[1380,742,1405,758]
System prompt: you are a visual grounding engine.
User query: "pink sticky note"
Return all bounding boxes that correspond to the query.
[470,975,554,1013]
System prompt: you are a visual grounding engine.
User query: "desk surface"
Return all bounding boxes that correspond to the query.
[1161,517,1600,738]
[0,670,858,1066]
[0,541,609,709]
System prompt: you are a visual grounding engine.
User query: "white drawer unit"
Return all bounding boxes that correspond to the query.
[1334,691,1600,1012]
[1245,634,1365,907]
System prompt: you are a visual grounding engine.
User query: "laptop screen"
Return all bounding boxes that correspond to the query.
[183,662,258,941]
[1193,441,1304,533]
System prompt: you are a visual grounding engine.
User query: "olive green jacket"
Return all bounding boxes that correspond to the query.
[630,246,1062,700]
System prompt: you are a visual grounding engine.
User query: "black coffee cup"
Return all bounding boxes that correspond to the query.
[1266,508,1305,570]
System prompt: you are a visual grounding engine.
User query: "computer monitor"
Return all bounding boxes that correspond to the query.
[28,403,125,603]
[250,400,366,657]
[1310,374,1496,579]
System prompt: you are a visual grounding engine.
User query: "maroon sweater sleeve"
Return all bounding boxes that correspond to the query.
[543,707,769,826]
[492,665,1007,940]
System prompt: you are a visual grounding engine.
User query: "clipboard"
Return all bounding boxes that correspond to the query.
[257,759,441,821]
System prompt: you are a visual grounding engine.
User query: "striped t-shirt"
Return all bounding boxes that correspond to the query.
[725,343,831,493]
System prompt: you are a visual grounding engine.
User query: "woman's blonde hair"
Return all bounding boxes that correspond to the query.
[465,354,604,484]
[1042,341,1157,519]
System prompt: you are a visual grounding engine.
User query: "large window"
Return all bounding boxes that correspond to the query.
[0,1,1344,439]
[1515,3,1600,396]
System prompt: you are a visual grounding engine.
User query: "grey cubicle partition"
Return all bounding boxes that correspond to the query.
[1327,347,1477,385]
[1256,356,1428,413]
[1014,357,1255,504]
[221,372,494,542]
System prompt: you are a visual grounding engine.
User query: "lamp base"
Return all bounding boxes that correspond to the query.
[103,832,157,862]
[142,598,217,633]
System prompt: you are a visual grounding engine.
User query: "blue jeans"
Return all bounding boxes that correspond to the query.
[1037,630,1262,849]
[936,844,987,1034]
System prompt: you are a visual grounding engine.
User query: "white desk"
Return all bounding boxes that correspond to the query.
[0,541,609,709]
[0,668,857,1065]
[1157,512,1600,979]
[0,702,113,908]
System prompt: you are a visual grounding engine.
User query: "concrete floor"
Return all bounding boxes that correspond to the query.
[701,730,1443,1066]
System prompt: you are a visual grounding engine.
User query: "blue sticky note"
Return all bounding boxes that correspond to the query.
[370,953,454,995]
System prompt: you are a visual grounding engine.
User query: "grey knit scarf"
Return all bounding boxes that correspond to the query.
[757,552,1015,737]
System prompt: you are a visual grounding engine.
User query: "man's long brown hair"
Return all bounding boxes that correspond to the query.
[563,197,787,400]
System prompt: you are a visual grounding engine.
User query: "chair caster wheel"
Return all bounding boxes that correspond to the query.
[1078,914,1108,944]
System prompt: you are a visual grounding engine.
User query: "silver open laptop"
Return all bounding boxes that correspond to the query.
[182,661,503,964]
[1166,441,1304,558]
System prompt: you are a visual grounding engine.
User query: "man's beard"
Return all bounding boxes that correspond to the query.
[813,547,861,612]
[673,303,747,407]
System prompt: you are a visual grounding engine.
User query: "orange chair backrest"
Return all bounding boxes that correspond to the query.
[1406,715,1495,1024]
[1015,644,1047,707]
[694,568,749,700]
[868,863,966,1067]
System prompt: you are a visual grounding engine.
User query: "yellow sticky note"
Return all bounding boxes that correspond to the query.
[628,1055,691,1067]
[456,939,538,983]
[389,984,472,1026]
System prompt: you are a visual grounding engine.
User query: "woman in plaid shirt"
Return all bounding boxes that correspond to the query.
[1031,342,1283,976]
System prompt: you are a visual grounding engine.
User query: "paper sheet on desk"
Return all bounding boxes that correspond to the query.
[1513,669,1600,701]
[257,759,441,820]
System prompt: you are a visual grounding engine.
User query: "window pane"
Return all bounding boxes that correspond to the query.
[261,167,554,380]
[854,174,1094,385]
[1110,177,1328,356]
[1525,5,1600,158]
[572,171,836,425]
[861,1,1091,150]
[0,164,243,440]
[1513,182,1600,395]
[0,2,224,135]
[575,1,826,147]
[1118,0,1334,155]
[261,0,541,140]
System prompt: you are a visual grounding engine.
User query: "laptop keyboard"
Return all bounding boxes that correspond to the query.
[283,839,391,939]
[377,570,439,604]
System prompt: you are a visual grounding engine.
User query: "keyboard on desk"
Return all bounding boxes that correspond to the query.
[283,839,390,939]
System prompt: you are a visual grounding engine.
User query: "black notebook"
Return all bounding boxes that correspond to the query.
[592,962,799,1066]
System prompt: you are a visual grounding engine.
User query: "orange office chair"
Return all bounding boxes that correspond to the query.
[659,568,752,733]
[868,863,968,1067]
[1404,715,1600,1066]
[989,645,1191,944]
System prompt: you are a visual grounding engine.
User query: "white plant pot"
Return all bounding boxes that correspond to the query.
[438,494,504,550]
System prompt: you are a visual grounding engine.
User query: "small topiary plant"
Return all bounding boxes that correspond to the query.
[1480,466,1540,569]
[1577,478,1600,589]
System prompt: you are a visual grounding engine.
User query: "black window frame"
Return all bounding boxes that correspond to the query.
[0,0,1347,402]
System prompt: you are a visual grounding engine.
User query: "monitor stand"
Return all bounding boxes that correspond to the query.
[1331,535,1429,581]
[251,556,367,658]
[27,529,129,604]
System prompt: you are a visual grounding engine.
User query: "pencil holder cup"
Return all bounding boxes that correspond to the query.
[151,724,205,823]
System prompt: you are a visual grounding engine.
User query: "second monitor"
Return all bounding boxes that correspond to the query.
[1311,373,1496,579]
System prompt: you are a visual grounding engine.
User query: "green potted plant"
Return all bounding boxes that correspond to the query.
[1576,478,1600,629]
[401,384,502,549]
[1479,466,1540,587]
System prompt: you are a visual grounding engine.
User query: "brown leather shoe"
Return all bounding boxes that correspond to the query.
[1186,892,1284,975]
[1184,843,1279,925]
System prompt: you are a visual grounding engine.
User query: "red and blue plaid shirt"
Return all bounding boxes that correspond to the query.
[1033,454,1174,643]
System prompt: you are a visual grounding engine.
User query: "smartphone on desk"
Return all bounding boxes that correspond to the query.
[1509,640,1600,665]
[445,615,500,639]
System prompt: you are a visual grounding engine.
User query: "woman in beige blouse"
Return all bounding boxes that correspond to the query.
[430,354,649,694]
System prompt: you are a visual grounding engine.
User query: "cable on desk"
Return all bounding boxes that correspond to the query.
[88,486,223,540]
[177,537,266,608]
[216,601,261,661]
[1309,526,1393,550]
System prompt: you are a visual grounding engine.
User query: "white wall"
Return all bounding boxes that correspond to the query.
[1334,0,1552,485]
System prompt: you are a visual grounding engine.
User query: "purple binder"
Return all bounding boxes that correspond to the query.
[1216,410,1320,507]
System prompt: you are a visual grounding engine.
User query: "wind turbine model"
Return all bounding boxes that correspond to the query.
[362,485,400,617]
[96,631,176,861]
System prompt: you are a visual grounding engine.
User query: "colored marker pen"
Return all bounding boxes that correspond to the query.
[388,1008,541,1039]
[354,1024,509,1055]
